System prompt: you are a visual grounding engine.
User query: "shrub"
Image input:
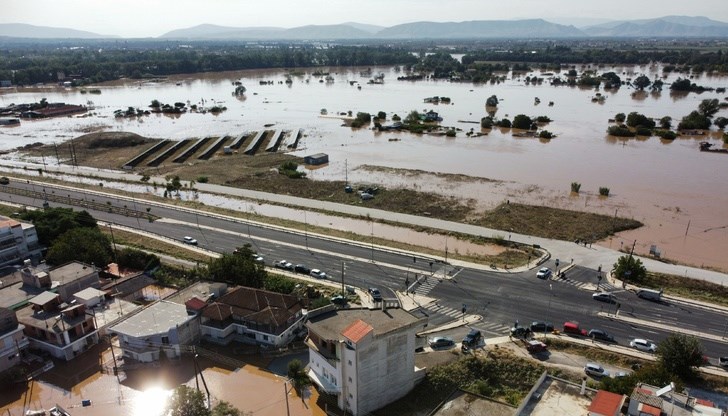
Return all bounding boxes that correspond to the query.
[614,113,626,123]
[659,116,672,129]
[626,112,656,129]
[445,129,456,137]
[377,111,386,120]
[635,127,652,136]
[392,114,401,121]
[678,111,711,130]
[599,187,610,196]
[655,130,677,140]
[496,118,511,128]
[512,114,533,130]
[571,182,581,194]
[536,116,552,123]
[196,176,209,183]
[607,125,635,137]
[480,116,494,129]
[539,130,554,139]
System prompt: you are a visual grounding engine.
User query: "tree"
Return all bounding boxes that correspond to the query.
[208,247,267,288]
[20,208,98,246]
[404,110,421,124]
[715,117,728,130]
[614,113,626,123]
[117,248,160,271]
[166,385,210,416]
[212,401,246,416]
[485,95,499,107]
[698,99,720,118]
[659,116,672,130]
[287,359,311,394]
[633,74,651,90]
[657,333,705,380]
[46,227,114,267]
[626,112,655,129]
[512,114,534,130]
[480,116,493,129]
[613,254,646,283]
[678,111,711,130]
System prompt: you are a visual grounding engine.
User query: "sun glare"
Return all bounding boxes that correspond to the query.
[132,386,172,416]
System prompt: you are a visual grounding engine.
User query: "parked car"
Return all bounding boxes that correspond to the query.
[274,260,294,271]
[360,192,374,201]
[530,321,554,333]
[183,236,198,245]
[462,329,482,347]
[510,326,532,338]
[719,357,728,368]
[310,269,327,279]
[584,363,609,378]
[563,321,588,336]
[429,336,455,349]
[0,177,8,185]
[630,338,657,353]
[330,295,347,305]
[252,254,264,264]
[588,329,615,343]
[368,287,382,302]
[636,288,663,302]
[592,292,616,303]
[536,267,552,279]
[294,264,311,274]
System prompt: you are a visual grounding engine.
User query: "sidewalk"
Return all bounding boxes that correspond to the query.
[4,162,728,286]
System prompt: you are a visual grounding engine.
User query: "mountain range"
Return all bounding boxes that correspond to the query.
[3,16,728,40]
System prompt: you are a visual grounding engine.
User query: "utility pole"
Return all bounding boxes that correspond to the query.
[284,382,291,416]
[304,211,308,251]
[341,261,345,296]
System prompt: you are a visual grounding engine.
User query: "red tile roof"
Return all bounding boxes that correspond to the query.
[201,287,302,327]
[185,297,207,311]
[341,319,373,343]
[588,390,625,416]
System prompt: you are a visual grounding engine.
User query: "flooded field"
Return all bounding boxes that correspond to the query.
[2,64,728,269]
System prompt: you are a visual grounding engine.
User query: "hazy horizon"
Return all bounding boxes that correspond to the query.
[2,0,728,38]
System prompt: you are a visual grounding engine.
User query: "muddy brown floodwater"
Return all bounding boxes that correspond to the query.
[2,64,728,270]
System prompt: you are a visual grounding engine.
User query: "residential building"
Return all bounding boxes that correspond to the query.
[303,153,329,165]
[0,307,28,373]
[628,383,725,416]
[305,307,425,416]
[17,291,99,360]
[0,216,43,268]
[588,390,626,416]
[108,300,200,362]
[200,286,306,347]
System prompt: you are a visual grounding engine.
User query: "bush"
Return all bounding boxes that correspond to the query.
[626,112,656,129]
[678,111,711,130]
[655,130,677,140]
[377,111,386,120]
[614,113,626,123]
[480,116,493,129]
[496,118,511,128]
[607,125,635,137]
[536,116,552,123]
[445,129,456,137]
[278,161,306,179]
[512,114,533,130]
[635,127,652,136]
[539,130,554,139]
[599,187,610,196]
[196,176,209,183]
[570,182,581,194]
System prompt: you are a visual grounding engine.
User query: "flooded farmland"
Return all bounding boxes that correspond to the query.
[2,64,728,269]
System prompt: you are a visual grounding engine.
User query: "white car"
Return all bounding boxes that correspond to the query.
[536,267,552,279]
[310,269,327,279]
[274,260,294,271]
[630,338,657,353]
[584,363,609,378]
[592,292,616,303]
[183,236,198,245]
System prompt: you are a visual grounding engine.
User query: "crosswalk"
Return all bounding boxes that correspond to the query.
[551,277,618,293]
[409,266,464,296]
[418,301,511,336]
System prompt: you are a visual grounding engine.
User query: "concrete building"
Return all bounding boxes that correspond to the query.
[108,300,200,362]
[0,217,43,268]
[199,286,306,347]
[588,390,626,416]
[628,383,725,416]
[305,307,425,416]
[303,153,329,165]
[16,291,99,360]
[0,307,29,373]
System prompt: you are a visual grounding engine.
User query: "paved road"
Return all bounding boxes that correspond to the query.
[1,178,728,358]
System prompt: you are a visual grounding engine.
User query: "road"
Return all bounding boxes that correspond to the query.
[1,180,727,358]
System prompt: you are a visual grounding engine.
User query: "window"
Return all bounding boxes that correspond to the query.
[161,336,169,344]
[348,377,352,382]
[348,360,352,366]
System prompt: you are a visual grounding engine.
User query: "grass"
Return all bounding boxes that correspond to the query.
[99,227,214,264]
[543,338,646,369]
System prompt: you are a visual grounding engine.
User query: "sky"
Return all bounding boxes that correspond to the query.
[2,0,728,38]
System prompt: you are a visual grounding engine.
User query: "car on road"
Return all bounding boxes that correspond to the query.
[252,254,264,264]
[368,287,382,302]
[183,236,198,245]
[274,260,294,271]
[592,292,617,303]
[588,329,615,343]
[294,264,311,274]
[429,336,455,349]
[530,321,554,333]
[310,269,327,279]
[719,357,728,368]
[584,363,609,378]
[462,329,482,348]
[630,338,657,353]
[510,326,532,338]
[563,321,588,336]
[536,267,552,279]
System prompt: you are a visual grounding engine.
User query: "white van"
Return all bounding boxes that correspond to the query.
[636,288,663,301]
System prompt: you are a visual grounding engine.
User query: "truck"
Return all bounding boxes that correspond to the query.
[636,288,663,301]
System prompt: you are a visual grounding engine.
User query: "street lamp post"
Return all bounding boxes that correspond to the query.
[547,284,553,336]
[370,221,374,262]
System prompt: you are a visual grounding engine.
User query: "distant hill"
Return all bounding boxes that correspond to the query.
[376,19,585,39]
[160,24,285,39]
[584,16,728,37]
[0,23,109,39]
[341,22,385,34]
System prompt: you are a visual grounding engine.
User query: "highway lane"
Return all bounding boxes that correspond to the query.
[1,181,727,357]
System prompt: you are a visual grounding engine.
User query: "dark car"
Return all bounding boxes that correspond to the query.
[294,264,311,274]
[588,329,615,343]
[592,292,616,303]
[368,287,382,302]
[462,329,482,347]
[0,177,8,185]
[330,295,347,305]
[510,326,532,338]
[428,337,455,349]
[530,321,554,333]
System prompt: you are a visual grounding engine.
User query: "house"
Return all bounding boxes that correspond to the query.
[20,261,101,303]
[628,383,725,416]
[73,287,106,308]
[0,307,29,373]
[0,217,43,268]
[199,286,306,347]
[304,153,329,165]
[422,110,442,122]
[588,390,626,416]
[305,307,426,416]
[16,291,99,360]
[108,300,200,363]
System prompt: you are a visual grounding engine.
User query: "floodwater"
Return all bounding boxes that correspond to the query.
[0,343,322,416]
[2,64,728,269]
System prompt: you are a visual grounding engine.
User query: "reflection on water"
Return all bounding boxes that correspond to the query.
[130,386,171,416]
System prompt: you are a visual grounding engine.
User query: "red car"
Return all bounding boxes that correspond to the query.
[563,321,588,336]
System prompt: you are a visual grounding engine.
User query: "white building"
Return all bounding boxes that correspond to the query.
[109,300,200,362]
[0,216,43,268]
[0,307,29,373]
[305,308,426,416]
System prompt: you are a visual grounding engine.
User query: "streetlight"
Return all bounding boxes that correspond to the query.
[370,221,374,262]
[304,210,308,251]
[547,284,553,336]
